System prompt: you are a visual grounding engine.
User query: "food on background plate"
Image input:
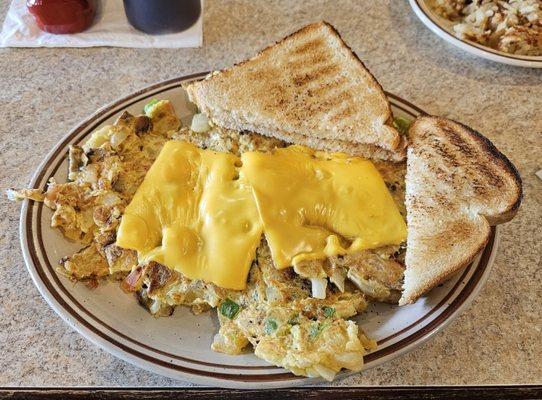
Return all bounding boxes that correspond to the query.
[430,0,542,56]
[9,21,522,381]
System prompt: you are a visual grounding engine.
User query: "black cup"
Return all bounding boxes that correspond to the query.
[123,0,201,34]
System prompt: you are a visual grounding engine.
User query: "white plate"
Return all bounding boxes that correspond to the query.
[409,0,542,68]
[18,73,500,388]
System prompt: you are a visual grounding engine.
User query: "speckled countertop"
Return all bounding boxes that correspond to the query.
[0,0,540,387]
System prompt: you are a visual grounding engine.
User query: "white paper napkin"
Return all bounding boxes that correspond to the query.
[0,0,203,48]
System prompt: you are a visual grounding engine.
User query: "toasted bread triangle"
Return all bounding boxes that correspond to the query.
[184,21,402,158]
[399,116,522,305]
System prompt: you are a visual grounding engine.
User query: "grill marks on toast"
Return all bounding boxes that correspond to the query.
[288,51,330,71]
[284,41,354,123]
[399,116,522,305]
[291,64,341,87]
[416,120,510,202]
[285,44,379,135]
[291,38,325,55]
[280,52,360,134]
[440,123,506,192]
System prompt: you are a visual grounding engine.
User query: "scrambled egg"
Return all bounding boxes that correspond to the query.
[10,100,408,381]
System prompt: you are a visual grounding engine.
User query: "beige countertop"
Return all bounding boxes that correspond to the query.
[1,0,540,387]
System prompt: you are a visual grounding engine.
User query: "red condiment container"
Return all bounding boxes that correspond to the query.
[27,0,96,34]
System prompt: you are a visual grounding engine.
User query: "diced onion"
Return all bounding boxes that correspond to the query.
[100,192,121,206]
[265,286,281,302]
[336,352,364,371]
[81,167,98,184]
[110,129,128,148]
[313,364,337,381]
[191,113,211,133]
[347,270,388,299]
[149,299,163,315]
[310,277,327,299]
[5,189,19,201]
[329,269,346,292]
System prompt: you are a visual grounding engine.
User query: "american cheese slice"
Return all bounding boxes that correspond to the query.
[116,140,263,290]
[241,145,407,269]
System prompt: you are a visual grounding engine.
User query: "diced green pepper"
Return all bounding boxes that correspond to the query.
[309,321,330,339]
[323,306,335,318]
[264,318,278,335]
[393,117,412,135]
[219,299,240,320]
[144,98,159,115]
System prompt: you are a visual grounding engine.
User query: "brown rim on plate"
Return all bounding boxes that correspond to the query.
[26,75,429,370]
[412,0,542,63]
[20,73,497,386]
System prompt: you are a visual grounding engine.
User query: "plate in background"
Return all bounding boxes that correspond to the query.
[19,73,499,388]
[409,0,542,68]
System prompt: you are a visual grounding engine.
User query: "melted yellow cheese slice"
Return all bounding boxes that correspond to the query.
[116,140,263,290]
[241,145,407,269]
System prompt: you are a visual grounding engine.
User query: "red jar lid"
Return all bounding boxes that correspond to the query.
[27,0,96,34]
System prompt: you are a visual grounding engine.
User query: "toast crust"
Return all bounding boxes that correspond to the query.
[451,119,522,224]
[401,218,492,306]
[399,116,522,305]
[184,21,403,157]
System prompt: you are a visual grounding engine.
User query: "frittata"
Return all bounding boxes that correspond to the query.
[9,100,408,381]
